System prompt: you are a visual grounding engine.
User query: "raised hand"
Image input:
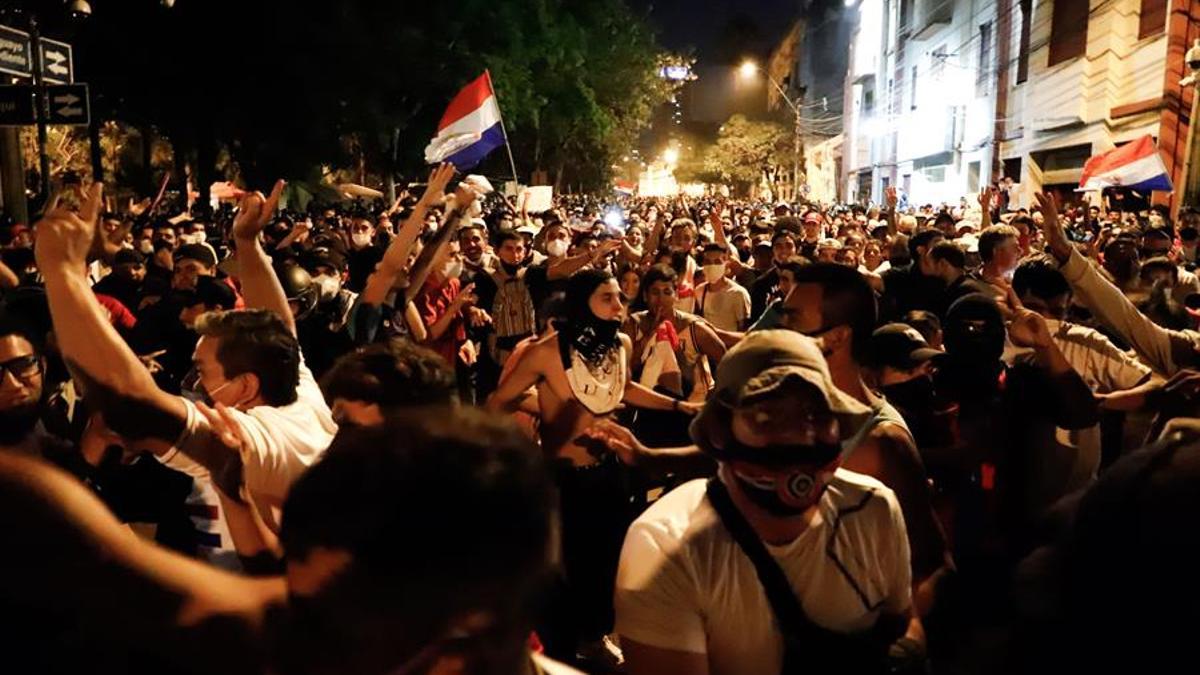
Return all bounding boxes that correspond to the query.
[1034,191,1072,263]
[978,186,994,209]
[34,182,104,272]
[593,238,623,262]
[232,180,285,241]
[885,185,898,209]
[420,163,456,207]
[1007,308,1054,349]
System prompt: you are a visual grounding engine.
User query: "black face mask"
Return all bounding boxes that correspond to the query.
[499,260,521,276]
[881,376,935,413]
[569,314,622,365]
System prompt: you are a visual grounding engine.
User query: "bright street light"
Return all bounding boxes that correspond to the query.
[739,61,758,79]
[663,147,680,166]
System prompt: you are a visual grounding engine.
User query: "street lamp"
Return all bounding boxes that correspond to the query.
[663,147,680,166]
[1179,39,1200,215]
[740,59,804,202]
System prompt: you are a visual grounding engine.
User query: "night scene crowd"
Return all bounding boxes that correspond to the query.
[3,160,1200,675]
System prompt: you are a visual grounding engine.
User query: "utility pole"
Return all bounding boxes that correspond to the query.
[29,14,49,209]
[0,73,27,224]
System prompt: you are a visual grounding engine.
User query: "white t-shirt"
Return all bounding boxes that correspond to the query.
[1048,319,1151,491]
[695,280,752,332]
[1005,319,1153,510]
[615,472,912,675]
[159,360,338,532]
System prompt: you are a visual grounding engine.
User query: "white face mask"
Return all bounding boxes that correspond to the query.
[702,263,726,284]
[315,275,341,302]
[441,260,463,280]
[546,239,569,258]
[138,240,154,255]
[190,231,207,245]
[178,233,197,245]
[351,232,373,249]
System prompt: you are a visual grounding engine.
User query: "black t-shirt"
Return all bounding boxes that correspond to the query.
[524,261,563,325]
[749,268,780,322]
[346,246,383,294]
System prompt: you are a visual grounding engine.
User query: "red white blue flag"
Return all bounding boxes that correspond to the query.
[1078,135,1173,192]
[424,71,506,170]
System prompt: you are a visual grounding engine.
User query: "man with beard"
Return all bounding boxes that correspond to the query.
[0,312,58,455]
[487,268,697,666]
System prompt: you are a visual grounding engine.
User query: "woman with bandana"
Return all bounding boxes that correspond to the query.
[487,268,699,666]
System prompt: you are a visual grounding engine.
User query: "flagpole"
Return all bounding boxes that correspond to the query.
[485,70,521,187]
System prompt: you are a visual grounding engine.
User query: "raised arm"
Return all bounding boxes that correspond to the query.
[549,239,622,281]
[232,180,294,335]
[362,163,455,306]
[884,186,899,236]
[1036,191,1185,375]
[709,203,747,274]
[978,186,994,230]
[36,183,189,445]
[404,183,477,305]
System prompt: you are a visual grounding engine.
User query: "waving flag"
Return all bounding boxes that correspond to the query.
[1078,135,1173,192]
[424,71,507,169]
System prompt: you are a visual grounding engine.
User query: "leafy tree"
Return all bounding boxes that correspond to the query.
[703,114,790,194]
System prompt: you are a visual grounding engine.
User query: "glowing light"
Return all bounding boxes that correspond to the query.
[663,147,680,165]
[739,61,758,79]
[604,209,624,228]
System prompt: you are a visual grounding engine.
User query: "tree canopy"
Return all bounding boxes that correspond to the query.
[18,0,676,195]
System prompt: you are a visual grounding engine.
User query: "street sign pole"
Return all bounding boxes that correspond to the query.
[28,15,48,209]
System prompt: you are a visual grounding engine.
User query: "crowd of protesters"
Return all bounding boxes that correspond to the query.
[3,162,1200,675]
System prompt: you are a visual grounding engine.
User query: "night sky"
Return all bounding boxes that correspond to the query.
[631,0,802,64]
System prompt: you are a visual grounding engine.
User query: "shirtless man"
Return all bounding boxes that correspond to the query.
[487,268,694,665]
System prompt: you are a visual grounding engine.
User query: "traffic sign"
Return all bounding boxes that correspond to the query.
[39,37,72,85]
[0,25,32,78]
[46,84,88,125]
[0,85,35,126]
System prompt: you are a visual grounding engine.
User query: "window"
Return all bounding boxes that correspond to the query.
[977,22,993,95]
[922,166,946,182]
[1049,0,1089,67]
[1017,0,1032,83]
[863,86,875,115]
[1003,157,1022,181]
[900,0,913,31]
[1139,0,1167,39]
[967,160,981,193]
[911,65,919,109]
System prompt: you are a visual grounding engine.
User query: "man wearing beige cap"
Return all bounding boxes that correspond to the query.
[608,330,926,675]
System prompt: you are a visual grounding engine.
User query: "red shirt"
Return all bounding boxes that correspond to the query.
[418,276,465,367]
[94,293,138,333]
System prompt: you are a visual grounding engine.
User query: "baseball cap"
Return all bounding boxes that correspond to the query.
[174,242,217,268]
[690,330,872,450]
[804,212,822,225]
[868,323,943,370]
[304,246,346,274]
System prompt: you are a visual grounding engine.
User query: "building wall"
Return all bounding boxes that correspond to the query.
[999,0,1169,209]
[807,134,845,203]
[841,0,1185,209]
